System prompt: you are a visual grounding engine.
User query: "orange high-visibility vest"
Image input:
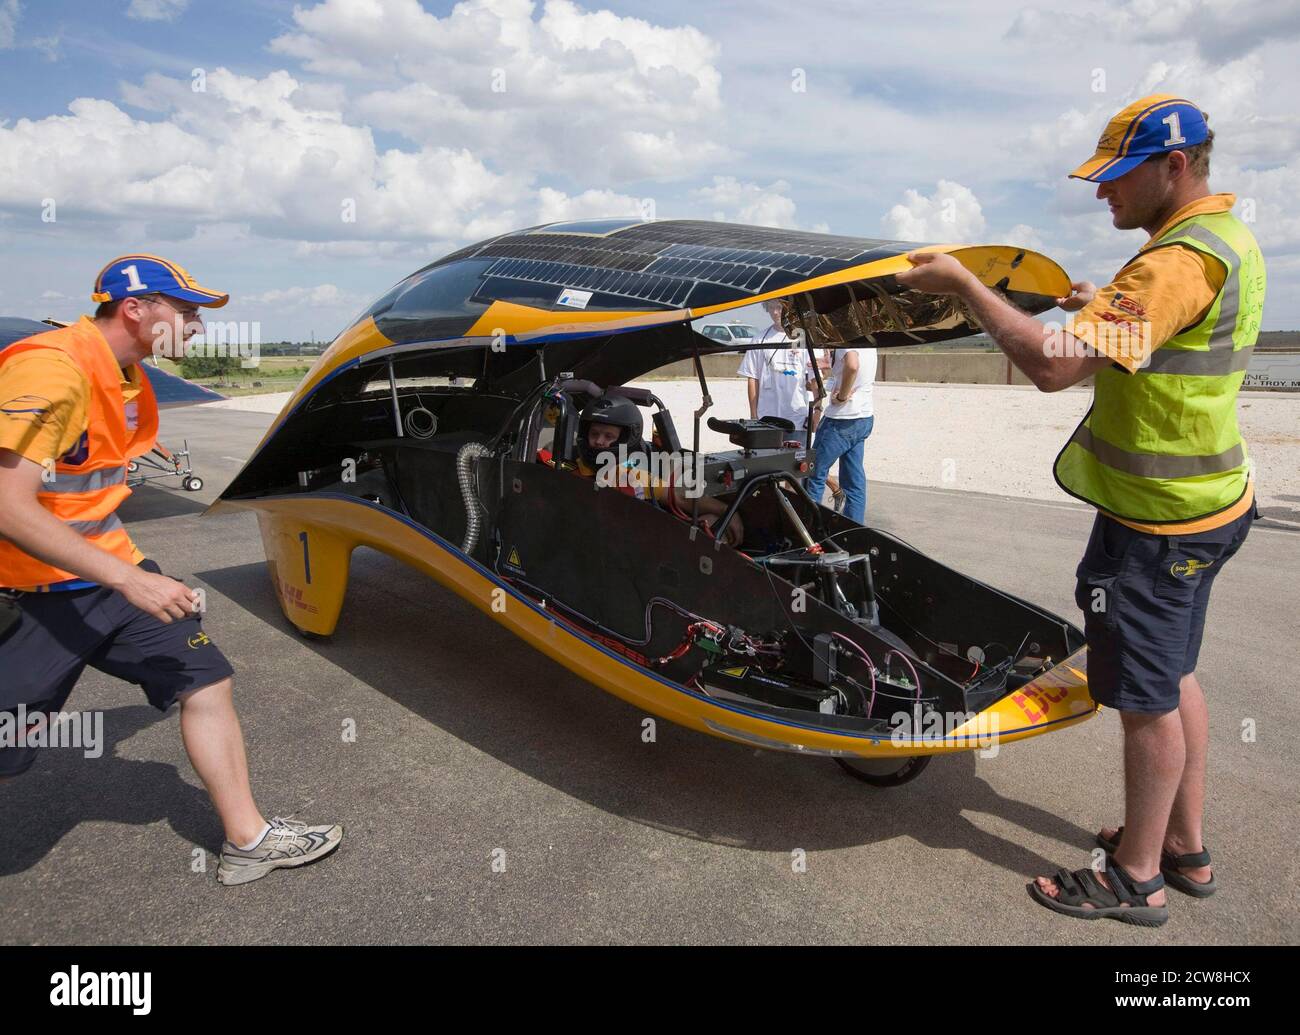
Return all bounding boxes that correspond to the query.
[0,317,158,590]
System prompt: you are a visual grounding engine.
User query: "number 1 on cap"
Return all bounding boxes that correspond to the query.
[120,264,148,292]
[1162,112,1186,147]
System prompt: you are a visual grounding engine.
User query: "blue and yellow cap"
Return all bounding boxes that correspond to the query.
[1069,94,1209,183]
[91,254,228,308]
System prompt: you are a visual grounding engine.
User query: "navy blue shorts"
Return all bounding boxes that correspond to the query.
[1074,505,1254,714]
[0,559,233,777]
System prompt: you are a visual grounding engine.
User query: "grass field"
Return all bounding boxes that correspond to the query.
[156,354,318,396]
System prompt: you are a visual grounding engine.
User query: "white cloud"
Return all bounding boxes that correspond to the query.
[535,186,647,224]
[0,70,500,242]
[692,177,804,229]
[1004,223,1046,251]
[0,0,20,48]
[273,0,724,181]
[883,181,987,243]
[0,62,683,257]
[291,239,445,261]
[1018,49,1300,271]
[242,284,353,307]
[3,0,1298,333]
[1008,0,1300,63]
[126,0,189,22]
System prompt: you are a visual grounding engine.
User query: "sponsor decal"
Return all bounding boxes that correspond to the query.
[0,394,54,423]
[1097,310,1145,335]
[1008,663,1083,724]
[556,287,593,309]
[1111,292,1147,317]
[274,576,319,615]
[1170,557,1215,578]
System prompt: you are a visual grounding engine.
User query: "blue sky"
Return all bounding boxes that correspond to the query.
[1,0,1296,340]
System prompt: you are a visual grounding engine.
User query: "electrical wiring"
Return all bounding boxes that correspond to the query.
[756,557,931,717]
[883,649,922,702]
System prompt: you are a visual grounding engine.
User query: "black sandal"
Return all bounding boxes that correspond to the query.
[1096,826,1216,897]
[1028,855,1169,927]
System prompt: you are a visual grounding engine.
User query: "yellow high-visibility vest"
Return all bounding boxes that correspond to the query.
[1054,209,1265,523]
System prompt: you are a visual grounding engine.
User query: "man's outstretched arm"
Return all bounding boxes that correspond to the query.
[896,252,1111,392]
[0,449,198,622]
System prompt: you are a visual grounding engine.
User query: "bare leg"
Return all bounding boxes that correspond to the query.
[1035,707,1184,908]
[1099,672,1212,883]
[178,678,266,845]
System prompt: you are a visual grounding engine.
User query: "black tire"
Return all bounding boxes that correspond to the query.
[183,476,203,491]
[835,753,931,787]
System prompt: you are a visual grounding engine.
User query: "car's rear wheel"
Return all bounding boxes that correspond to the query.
[834,753,931,787]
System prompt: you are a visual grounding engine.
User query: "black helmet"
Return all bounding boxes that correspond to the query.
[577,391,644,466]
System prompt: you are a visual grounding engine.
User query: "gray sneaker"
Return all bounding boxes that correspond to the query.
[217,816,343,886]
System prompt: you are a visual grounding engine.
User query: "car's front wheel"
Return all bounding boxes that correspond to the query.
[834,753,931,787]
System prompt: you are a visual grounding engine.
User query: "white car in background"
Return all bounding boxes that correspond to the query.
[699,322,758,347]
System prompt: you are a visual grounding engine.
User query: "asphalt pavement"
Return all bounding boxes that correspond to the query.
[1,404,1296,944]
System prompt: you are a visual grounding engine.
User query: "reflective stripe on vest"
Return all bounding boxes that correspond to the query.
[63,513,126,537]
[1141,224,1252,376]
[1053,208,1264,524]
[40,465,128,494]
[1069,425,1245,479]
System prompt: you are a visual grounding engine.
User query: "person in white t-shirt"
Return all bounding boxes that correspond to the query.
[737,300,811,444]
[803,346,877,522]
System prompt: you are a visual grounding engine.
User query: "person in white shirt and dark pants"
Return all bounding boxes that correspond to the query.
[737,300,811,445]
[804,346,877,522]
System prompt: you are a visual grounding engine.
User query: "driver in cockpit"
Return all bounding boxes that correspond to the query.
[541,391,743,547]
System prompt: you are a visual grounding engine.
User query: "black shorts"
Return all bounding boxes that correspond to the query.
[1074,505,1255,715]
[0,559,233,777]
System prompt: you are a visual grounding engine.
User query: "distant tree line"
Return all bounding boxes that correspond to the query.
[179,355,243,379]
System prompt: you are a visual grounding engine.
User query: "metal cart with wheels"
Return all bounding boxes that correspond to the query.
[126,439,204,492]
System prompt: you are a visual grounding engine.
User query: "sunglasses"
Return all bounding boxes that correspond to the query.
[137,295,203,321]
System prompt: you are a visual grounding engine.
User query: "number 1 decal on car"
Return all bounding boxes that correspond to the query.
[299,530,312,584]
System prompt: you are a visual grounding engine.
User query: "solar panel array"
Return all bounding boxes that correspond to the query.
[430,220,913,311]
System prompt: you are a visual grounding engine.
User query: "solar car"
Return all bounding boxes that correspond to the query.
[213,219,1094,785]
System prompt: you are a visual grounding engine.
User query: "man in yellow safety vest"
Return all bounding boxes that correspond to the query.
[897,95,1263,927]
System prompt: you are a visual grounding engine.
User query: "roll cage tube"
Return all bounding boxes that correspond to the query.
[719,473,881,625]
[796,292,827,439]
[511,375,612,464]
[711,470,829,549]
[605,385,681,453]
